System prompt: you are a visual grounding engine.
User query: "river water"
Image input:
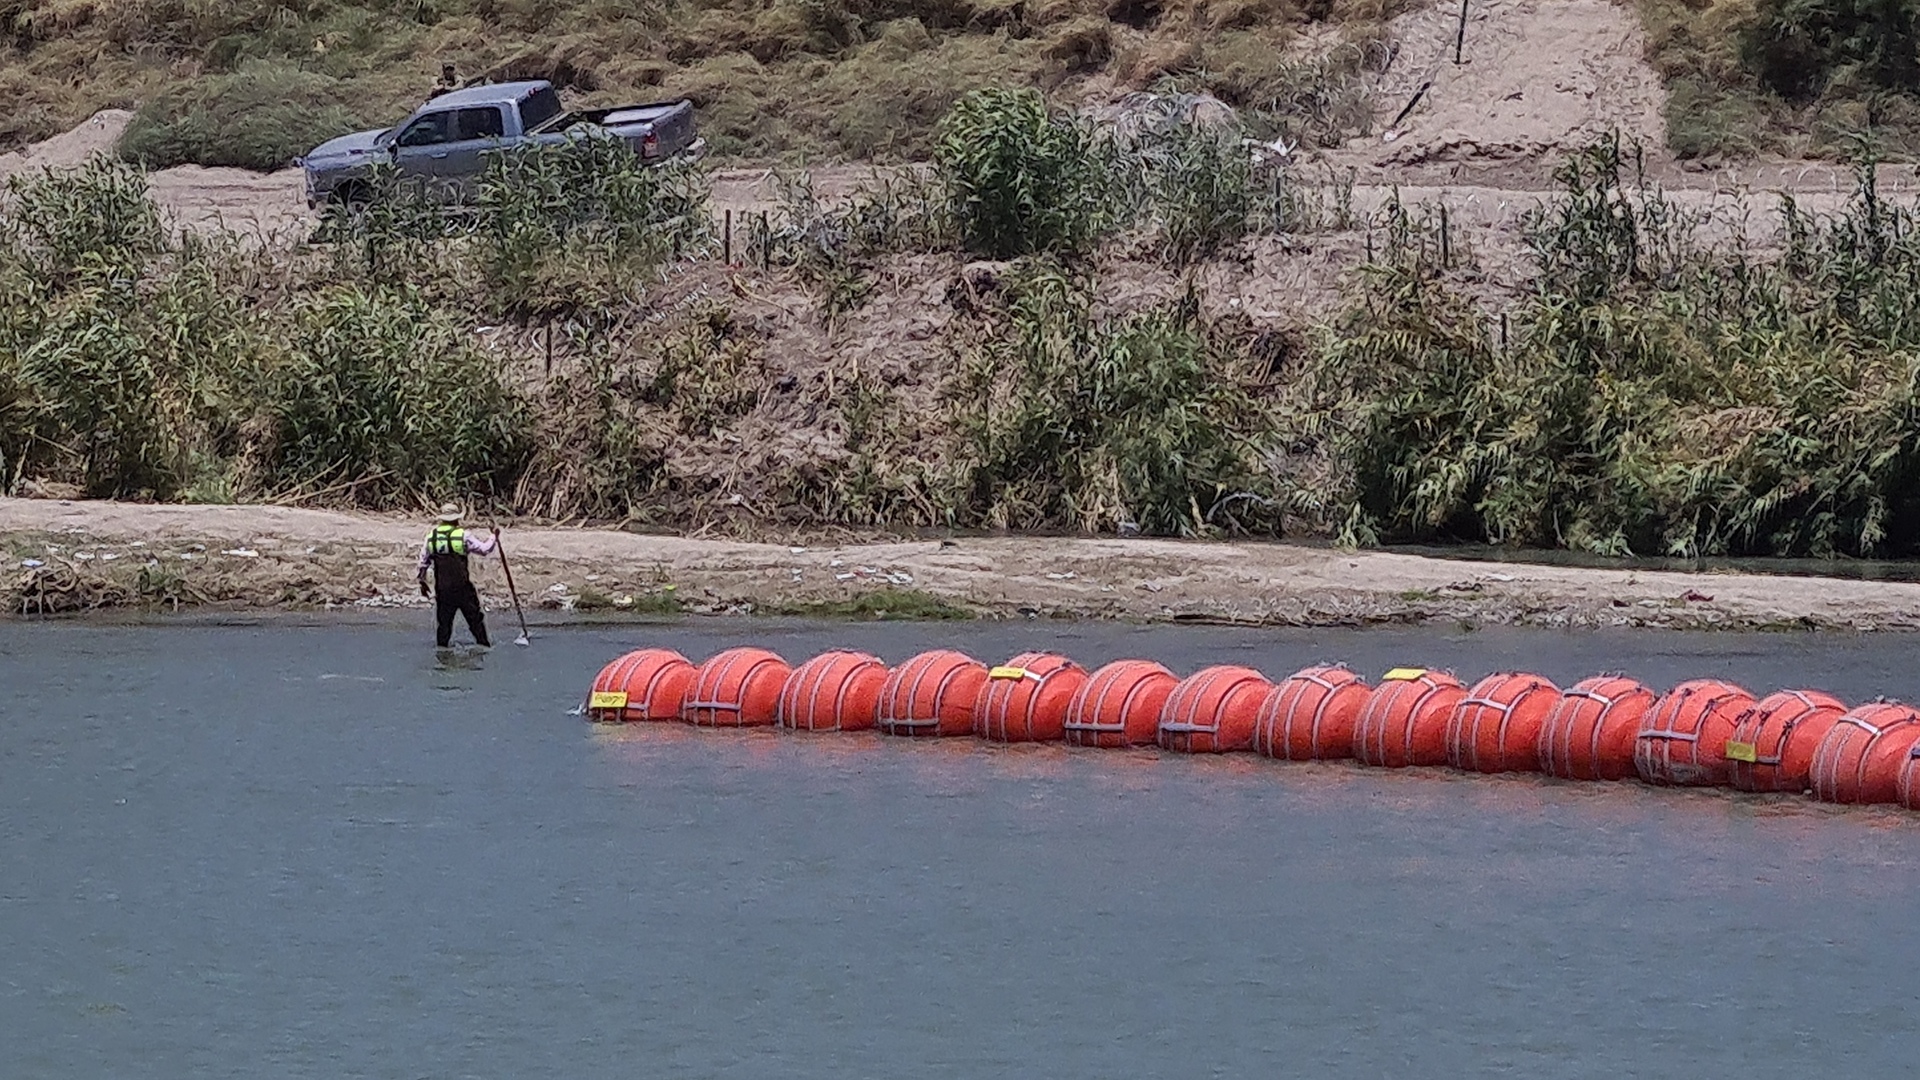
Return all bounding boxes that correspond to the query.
[4,618,1919,1078]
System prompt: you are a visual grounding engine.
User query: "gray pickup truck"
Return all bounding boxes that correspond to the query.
[300,80,699,207]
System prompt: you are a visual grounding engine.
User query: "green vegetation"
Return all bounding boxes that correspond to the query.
[936,87,1116,259]
[120,59,368,170]
[1639,0,1920,158]
[949,263,1277,535]
[772,589,974,620]
[17,72,1920,559]
[1299,134,1920,557]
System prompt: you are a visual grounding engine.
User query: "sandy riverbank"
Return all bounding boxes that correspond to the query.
[3,498,1914,631]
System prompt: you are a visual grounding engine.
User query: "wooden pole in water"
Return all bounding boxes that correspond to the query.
[1454,0,1469,64]
[492,527,531,647]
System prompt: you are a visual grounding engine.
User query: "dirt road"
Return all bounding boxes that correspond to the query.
[4,498,1914,630]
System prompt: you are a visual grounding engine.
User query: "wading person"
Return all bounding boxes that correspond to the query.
[418,503,496,648]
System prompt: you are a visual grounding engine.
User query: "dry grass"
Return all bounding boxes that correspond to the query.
[0,0,1412,166]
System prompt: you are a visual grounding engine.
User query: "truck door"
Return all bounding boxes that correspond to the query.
[436,106,509,199]
[390,110,454,198]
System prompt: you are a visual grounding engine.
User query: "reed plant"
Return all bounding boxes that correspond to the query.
[948,263,1278,536]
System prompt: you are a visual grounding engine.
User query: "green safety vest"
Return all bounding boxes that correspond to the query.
[427,524,468,558]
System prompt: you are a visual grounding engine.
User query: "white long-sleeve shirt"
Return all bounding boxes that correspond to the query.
[416,529,496,574]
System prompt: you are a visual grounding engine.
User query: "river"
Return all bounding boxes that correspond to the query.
[4,618,1918,1077]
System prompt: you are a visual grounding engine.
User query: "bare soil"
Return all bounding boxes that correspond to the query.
[5,498,1915,631]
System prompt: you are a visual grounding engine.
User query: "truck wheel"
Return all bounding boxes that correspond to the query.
[329,182,373,209]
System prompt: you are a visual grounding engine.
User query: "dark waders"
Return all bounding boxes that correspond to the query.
[427,525,490,648]
[434,577,490,648]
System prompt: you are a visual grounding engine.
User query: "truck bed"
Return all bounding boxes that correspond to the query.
[530,102,687,135]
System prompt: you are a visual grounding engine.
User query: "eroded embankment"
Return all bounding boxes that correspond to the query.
[3,498,1916,631]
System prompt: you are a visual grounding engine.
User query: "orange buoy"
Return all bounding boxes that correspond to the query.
[682,647,791,727]
[1446,672,1560,774]
[1537,675,1654,781]
[974,652,1089,743]
[1810,701,1920,804]
[877,650,988,738]
[1726,689,1847,794]
[1252,665,1371,760]
[586,648,696,722]
[777,650,888,732]
[1064,660,1178,748]
[1635,679,1755,787]
[1353,668,1467,768]
[1158,665,1271,753]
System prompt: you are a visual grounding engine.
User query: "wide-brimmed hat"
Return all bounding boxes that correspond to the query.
[436,502,464,523]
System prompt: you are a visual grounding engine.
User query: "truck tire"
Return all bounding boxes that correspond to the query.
[329,181,373,209]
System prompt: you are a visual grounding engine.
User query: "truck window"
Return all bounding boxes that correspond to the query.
[520,86,563,132]
[396,112,452,148]
[454,107,505,141]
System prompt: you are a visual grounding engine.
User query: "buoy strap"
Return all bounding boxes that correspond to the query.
[1840,713,1897,735]
[683,698,744,712]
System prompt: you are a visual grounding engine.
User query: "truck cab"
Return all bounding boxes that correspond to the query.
[301,80,697,208]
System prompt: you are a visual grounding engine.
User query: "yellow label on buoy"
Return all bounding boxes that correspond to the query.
[1725,740,1758,763]
[1382,667,1427,681]
[988,666,1033,680]
[588,691,629,710]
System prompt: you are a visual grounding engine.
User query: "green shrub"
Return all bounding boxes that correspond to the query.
[1305,137,1920,558]
[1743,0,1920,103]
[119,60,372,171]
[5,158,164,286]
[951,264,1275,535]
[17,289,181,497]
[935,87,1116,258]
[475,136,712,319]
[1146,120,1252,264]
[268,285,526,500]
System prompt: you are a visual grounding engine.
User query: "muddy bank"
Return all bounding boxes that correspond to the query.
[3,498,1915,631]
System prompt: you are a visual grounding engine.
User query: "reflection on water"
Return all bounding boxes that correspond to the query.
[4,621,1920,1079]
[1389,540,1920,582]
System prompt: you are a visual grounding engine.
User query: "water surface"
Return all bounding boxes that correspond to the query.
[4,619,1918,1078]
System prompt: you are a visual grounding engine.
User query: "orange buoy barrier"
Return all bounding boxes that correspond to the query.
[682,647,791,727]
[1353,668,1467,768]
[1446,672,1560,774]
[590,641,1920,815]
[1726,689,1847,794]
[1065,660,1178,748]
[777,650,888,732]
[974,653,1088,743]
[1252,665,1371,760]
[586,648,696,722]
[877,650,987,738]
[1538,675,1654,781]
[1158,665,1271,753]
[1635,679,1756,787]
[1811,701,1920,804]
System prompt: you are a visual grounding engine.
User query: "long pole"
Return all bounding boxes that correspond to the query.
[493,527,531,647]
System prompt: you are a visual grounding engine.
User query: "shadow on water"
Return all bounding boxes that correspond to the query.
[1386,541,1920,582]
